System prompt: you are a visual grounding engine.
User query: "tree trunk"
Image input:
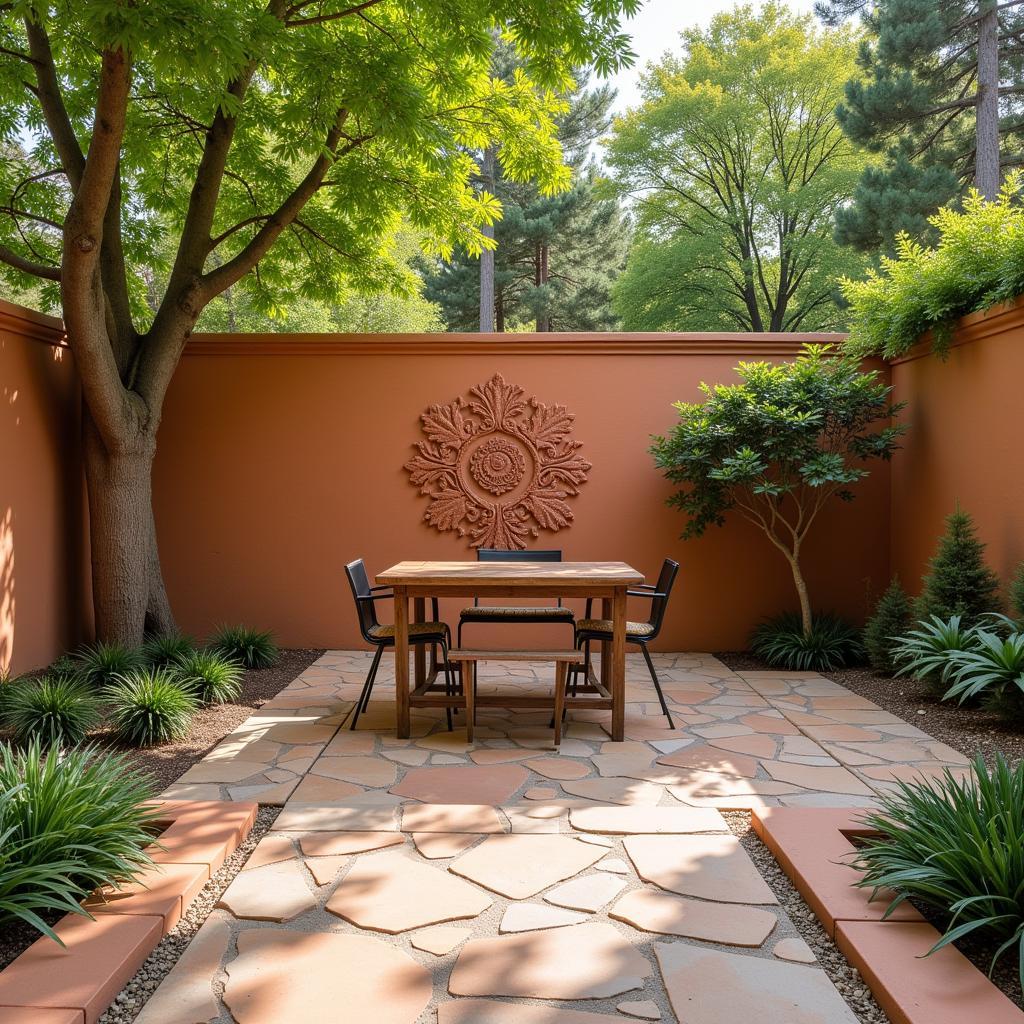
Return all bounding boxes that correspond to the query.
[976,0,1000,200]
[82,410,175,644]
[786,552,813,636]
[536,242,550,332]
[479,146,496,331]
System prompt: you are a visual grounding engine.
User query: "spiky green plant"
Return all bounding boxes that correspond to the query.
[890,615,980,695]
[944,629,1024,719]
[0,741,159,943]
[854,756,1024,990]
[864,577,912,674]
[207,625,278,669]
[1,677,103,747]
[105,669,198,747]
[74,641,143,688]
[750,612,863,671]
[140,632,196,669]
[174,649,243,705]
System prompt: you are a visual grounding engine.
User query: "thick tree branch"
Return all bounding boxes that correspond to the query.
[0,243,60,280]
[286,0,386,26]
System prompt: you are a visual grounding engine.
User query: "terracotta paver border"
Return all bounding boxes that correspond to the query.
[753,807,1024,1024]
[0,799,257,1024]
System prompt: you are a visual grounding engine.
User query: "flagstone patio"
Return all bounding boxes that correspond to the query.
[137,652,970,1023]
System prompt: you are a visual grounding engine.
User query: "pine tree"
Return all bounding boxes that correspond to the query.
[1010,562,1024,620]
[425,56,629,331]
[818,0,1024,253]
[864,577,912,674]
[915,508,1002,624]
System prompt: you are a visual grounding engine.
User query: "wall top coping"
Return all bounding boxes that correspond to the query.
[891,295,1024,365]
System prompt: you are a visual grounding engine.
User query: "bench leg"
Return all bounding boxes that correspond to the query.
[464,661,476,743]
[553,661,567,747]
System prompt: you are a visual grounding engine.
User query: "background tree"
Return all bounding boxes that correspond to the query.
[0,0,638,644]
[819,0,1024,252]
[651,346,904,637]
[605,4,869,333]
[425,55,629,331]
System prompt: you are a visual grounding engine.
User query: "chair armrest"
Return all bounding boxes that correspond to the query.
[356,592,393,603]
[627,589,668,599]
[369,584,392,591]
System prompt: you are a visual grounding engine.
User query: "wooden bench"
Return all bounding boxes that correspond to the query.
[447,649,585,745]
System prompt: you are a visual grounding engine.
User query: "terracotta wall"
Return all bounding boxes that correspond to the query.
[889,300,1024,600]
[152,332,892,651]
[0,300,90,675]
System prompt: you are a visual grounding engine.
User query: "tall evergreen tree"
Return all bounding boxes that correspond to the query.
[819,0,1024,252]
[425,58,629,332]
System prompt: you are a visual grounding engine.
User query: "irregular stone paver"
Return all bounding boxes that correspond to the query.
[305,855,348,885]
[762,761,874,796]
[774,937,817,963]
[411,925,472,956]
[297,831,404,856]
[595,856,630,874]
[274,804,399,831]
[312,755,397,787]
[569,805,727,834]
[560,777,663,805]
[655,941,858,1024]
[499,903,591,932]
[611,889,777,945]
[242,834,297,869]
[617,1000,663,1021]
[449,834,605,898]
[391,764,528,804]
[543,873,627,912]
[223,929,431,1024]
[438,1001,623,1023]
[134,912,230,1024]
[469,748,532,764]
[623,834,778,905]
[217,859,316,922]
[525,757,591,780]
[288,774,364,803]
[411,832,480,859]
[328,848,491,932]
[449,923,652,999]
[657,744,760,778]
[401,803,506,834]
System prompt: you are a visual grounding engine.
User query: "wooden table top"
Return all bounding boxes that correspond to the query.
[376,560,644,587]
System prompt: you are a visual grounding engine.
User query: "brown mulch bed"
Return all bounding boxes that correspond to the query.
[716,650,1024,768]
[97,647,324,791]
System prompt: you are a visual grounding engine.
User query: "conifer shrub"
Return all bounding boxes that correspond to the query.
[864,577,912,674]
[1010,562,1024,622]
[915,507,1000,625]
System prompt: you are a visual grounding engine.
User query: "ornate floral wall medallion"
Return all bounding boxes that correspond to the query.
[405,373,592,549]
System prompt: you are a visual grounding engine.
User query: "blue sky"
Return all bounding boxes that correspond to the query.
[609,0,817,112]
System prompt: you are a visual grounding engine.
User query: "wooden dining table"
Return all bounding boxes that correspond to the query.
[375,560,644,741]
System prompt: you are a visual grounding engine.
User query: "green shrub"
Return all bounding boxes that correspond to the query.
[140,631,196,669]
[174,649,243,705]
[843,177,1024,360]
[1,677,103,747]
[208,625,278,669]
[863,577,912,674]
[0,741,159,943]
[750,612,863,672]
[1010,563,1024,622]
[854,755,1024,988]
[890,614,979,695]
[47,655,80,683]
[74,641,143,688]
[915,508,1001,626]
[944,629,1024,719]
[105,669,198,746]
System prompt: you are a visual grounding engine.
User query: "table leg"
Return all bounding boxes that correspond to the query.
[600,597,612,691]
[611,586,626,741]
[394,586,410,739]
[464,662,476,744]
[553,661,567,748]
[413,597,426,687]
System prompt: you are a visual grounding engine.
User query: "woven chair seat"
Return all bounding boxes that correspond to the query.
[576,617,655,638]
[459,605,575,621]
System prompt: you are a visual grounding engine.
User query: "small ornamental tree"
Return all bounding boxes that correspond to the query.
[651,346,905,636]
[864,576,912,674]
[1011,562,1024,621]
[0,0,638,645]
[916,507,1001,624]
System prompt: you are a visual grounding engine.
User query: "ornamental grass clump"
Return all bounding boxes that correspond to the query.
[105,669,198,746]
[174,649,243,705]
[2,676,103,748]
[0,741,160,943]
[854,755,1024,989]
[751,612,863,672]
[208,625,278,669]
[944,629,1024,719]
[140,631,196,669]
[891,614,981,695]
[74,641,143,688]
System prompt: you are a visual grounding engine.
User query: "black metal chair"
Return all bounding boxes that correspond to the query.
[457,548,576,646]
[572,558,680,728]
[345,558,455,731]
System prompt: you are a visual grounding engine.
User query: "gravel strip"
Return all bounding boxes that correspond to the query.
[725,811,890,1024]
[97,805,280,1024]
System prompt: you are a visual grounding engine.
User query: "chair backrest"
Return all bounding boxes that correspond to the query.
[474,548,563,606]
[345,559,380,642]
[646,558,680,639]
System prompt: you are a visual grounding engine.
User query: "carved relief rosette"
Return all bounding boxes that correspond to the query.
[404,373,592,549]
